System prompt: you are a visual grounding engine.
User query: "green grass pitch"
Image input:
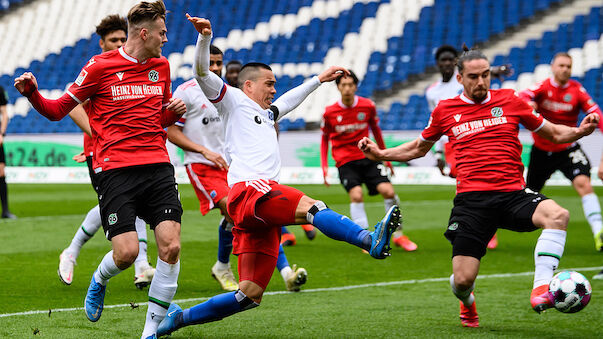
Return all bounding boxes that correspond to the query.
[0,183,602,338]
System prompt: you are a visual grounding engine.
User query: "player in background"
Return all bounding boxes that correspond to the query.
[427,44,512,250]
[156,16,400,336]
[359,48,599,327]
[57,14,155,290]
[321,70,416,251]
[0,85,16,219]
[519,52,603,254]
[15,2,185,337]
[224,60,241,87]
[168,47,307,292]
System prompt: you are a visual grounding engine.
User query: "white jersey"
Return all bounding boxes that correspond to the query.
[425,71,463,111]
[173,79,225,166]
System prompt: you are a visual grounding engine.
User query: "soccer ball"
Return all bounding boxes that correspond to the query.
[548,270,592,313]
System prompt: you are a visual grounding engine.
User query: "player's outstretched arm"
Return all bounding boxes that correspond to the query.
[359,137,432,162]
[14,72,77,121]
[536,113,600,144]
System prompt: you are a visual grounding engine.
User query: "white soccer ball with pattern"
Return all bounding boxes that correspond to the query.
[548,270,592,313]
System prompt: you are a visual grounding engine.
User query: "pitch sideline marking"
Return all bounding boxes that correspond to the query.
[1,266,601,318]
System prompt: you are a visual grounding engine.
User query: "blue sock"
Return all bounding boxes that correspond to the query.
[218,220,233,264]
[312,208,371,250]
[276,244,289,271]
[182,291,240,325]
[281,226,291,234]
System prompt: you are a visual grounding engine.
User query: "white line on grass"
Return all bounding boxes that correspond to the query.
[1,266,601,318]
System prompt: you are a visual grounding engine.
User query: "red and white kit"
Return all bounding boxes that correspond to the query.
[421,89,545,193]
[321,96,386,168]
[519,78,603,152]
[173,79,229,215]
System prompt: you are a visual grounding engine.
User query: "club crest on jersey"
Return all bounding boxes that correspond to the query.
[491,107,503,117]
[357,112,366,121]
[336,115,343,122]
[453,114,462,122]
[115,72,124,81]
[563,94,572,102]
[148,70,159,82]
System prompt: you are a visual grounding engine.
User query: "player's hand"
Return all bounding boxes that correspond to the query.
[322,170,330,187]
[14,72,38,97]
[578,113,600,136]
[491,64,514,80]
[318,66,350,83]
[202,150,229,170]
[385,161,395,176]
[186,14,212,35]
[436,158,447,176]
[72,151,86,163]
[167,98,186,115]
[358,137,383,161]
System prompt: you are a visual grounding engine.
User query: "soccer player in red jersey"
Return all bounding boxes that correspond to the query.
[321,70,416,251]
[359,48,599,327]
[155,16,400,337]
[519,52,603,253]
[57,14,156,291]
[15,2,185,337]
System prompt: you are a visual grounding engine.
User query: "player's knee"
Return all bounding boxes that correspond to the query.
[454,273,475,291]
[114,247,138,268]
[158,241,181,263]
[551,208,570,230]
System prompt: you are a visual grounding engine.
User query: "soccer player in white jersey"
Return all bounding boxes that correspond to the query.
[155,16,401,336]
[168,46,308,292]
[57,14,155,290]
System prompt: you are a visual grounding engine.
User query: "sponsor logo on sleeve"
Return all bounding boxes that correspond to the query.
[75,70,88,86]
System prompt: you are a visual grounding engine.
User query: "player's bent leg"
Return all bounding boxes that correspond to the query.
[531,200,568,313]
[142,221,181,338]
[451,255,480,327]
[301,197,400,259]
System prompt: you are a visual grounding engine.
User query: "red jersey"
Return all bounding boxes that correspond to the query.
[66,47,172,172]
[421,89,545,193]
[519,78,602,152]
[321,96,385,167]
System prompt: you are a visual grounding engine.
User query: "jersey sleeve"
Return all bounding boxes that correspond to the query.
[162,60,172,105]
[518,80,544,103]
[515,96,545,131]
[420,106,443,142]
[66,57,102,104]
[578,86,601,115]
[172,85,190,127]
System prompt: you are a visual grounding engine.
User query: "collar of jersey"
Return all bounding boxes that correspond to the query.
[337,95,358,109]
[118,47,148,64]
[550,78,570,89]
[459,91,491,105]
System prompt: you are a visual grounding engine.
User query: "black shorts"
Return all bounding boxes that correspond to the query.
[337,158,390,195]
[86,156,99,193]
[526,144,591,192]
[0,143,5,164]
[96,163,183,240]
[444,189,548,260]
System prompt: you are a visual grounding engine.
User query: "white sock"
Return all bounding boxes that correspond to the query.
[582,193,603,235]
[67,205,102,258]
[450,274,475,307]
[134,218,150,275]
[350,202,369,229]
[142,258,180,338]
[93,250,123,286]
[533,229,566,288]
[214,260,230,271]
[280,266,293,281]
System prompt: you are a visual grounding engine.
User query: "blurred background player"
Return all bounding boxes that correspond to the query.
[321,69,416,251]
[224,60,241,87]
[426,44,513,250]
[57,14,155,290]
[0,84,16,219]
[168,47,307,292]
[359,47,599,327]
[519,52,603,254]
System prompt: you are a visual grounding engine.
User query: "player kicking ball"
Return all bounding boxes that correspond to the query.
[359,47,599,327]
[155,16,400,337]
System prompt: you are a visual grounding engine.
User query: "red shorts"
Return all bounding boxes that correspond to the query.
[237,252,277,289]
[186,163,229,215]
[227,179,304,258]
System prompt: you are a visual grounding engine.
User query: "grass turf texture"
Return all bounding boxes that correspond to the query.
[0,183,602,338]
